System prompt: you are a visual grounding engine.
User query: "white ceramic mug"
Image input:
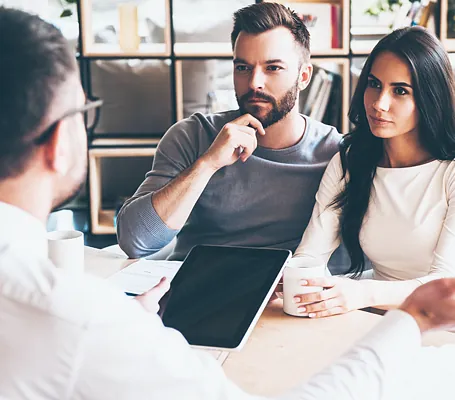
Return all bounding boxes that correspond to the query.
[283,257,327,317]
[47,230,84,273]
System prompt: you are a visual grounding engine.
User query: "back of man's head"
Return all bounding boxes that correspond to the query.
[0,7,77,180]
[231,2,310,63]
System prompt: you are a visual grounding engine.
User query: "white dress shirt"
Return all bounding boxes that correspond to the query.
[0,201,446,400]
[295,153,455,284]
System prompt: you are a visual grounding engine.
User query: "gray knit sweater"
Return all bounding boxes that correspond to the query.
[117,110,342,264]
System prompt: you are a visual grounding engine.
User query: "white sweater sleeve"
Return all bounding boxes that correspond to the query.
[294,153,345,264]
[278,310,422,400]
[417,163,455,284]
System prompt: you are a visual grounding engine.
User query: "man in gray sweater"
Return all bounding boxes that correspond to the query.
[117,3,342,264]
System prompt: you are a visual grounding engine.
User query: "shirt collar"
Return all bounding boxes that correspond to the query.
[0,201,48,259]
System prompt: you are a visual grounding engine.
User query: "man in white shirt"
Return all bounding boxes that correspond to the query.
[1,6,455,400]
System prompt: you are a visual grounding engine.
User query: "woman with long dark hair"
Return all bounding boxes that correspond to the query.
[292,26,455,317]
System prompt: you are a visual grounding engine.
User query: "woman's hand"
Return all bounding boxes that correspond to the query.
[294,276,371,318]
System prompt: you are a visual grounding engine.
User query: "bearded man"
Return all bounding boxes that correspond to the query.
[117,2,342,265]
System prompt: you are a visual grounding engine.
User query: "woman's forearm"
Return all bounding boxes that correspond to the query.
[362,279,421,308]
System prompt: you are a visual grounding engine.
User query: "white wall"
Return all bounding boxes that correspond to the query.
[0,0,48,17]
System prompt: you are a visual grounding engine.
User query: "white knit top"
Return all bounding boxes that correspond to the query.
[295,152,455,283]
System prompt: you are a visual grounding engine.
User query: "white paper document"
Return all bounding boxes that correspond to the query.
[108,259,182,295]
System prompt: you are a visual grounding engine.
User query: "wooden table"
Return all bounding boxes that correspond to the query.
[84,247,455,397]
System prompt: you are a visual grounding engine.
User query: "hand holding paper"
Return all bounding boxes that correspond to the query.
[135,277,171,314]
[108,259,182,295]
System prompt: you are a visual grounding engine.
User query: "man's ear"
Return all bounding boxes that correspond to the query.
[298,63,313,91]
[43,120,69,176]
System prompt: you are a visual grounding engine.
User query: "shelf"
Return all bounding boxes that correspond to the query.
[80,0,171,58]
[94,210,116,235]
[350,26,391,36]
[174,43,233,57]
[82,43,170,58]
[311,48,349,56]
[91,138,161,148]
[350,40,380,55]
[89,147,157,158]
[89,147,157,235]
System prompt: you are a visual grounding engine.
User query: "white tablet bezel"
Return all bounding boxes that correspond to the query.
[160,245,292,352]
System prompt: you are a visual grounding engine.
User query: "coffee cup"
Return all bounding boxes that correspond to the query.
[283,257,326,317]
[47,230,84,273]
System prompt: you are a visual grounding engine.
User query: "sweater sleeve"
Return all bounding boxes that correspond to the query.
[277,310,422,400]
[293,152,344,264]
[116,117,202,258]
[417,162,455,284]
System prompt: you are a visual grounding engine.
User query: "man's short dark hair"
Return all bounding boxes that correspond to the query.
[0,7,77,179]
[231,2,310,62]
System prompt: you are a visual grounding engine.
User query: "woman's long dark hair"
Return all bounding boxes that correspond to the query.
[332,27,455,277]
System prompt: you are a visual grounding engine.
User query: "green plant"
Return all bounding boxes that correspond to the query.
[59,0,77,18]
[365,0,405,16]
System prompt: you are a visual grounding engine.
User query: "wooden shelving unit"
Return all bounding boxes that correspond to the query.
[75,0,452,235]
[79,0,171,57]
[88,147,157,234]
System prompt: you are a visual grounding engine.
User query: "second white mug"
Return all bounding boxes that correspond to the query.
[47,230,84,273]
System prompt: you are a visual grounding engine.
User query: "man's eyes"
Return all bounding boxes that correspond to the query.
[235,65,250,72]
[234,65,284,72]
[266,65,283,71]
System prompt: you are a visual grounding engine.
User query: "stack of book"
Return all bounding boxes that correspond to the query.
[385,0,436,30]
[299,65,342,130]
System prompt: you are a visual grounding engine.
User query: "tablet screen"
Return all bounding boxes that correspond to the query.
[159,245,290,350]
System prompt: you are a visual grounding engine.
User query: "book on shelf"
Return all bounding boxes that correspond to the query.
[418,1,436,28]
[284,2,342,50]
[331,5,342,49]
[311,74,333,121]
[391,0,436,30]
[300,66,326,116]
[299,65,342,130]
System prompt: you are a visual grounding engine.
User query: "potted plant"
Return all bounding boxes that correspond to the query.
[365,0,405,17]
[59,0,77,18]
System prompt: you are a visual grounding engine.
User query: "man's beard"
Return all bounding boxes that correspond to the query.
[236,80,299,128]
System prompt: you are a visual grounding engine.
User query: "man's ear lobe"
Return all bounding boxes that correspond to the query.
[43,120,68,175]
[299,63,313,90]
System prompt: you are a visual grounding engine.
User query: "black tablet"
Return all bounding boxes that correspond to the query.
[159,244,291,351]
